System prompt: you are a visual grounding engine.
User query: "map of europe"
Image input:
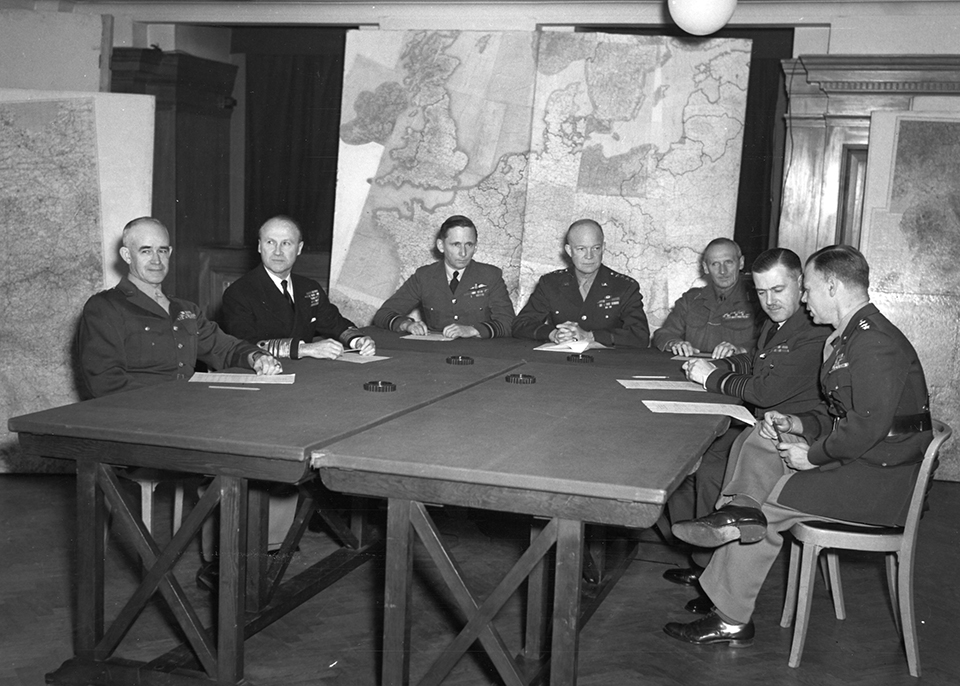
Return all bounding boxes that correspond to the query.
[330,30,750,329]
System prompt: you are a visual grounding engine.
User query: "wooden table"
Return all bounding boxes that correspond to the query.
[8,351,522,686]
[315,353,729,686]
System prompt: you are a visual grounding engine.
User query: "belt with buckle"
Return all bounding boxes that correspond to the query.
[887,412,932,437]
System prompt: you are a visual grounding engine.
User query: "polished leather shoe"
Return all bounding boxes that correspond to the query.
[663,611,754,647]
[671,505,767,548]
[685,593,713,615]
[662,565,703,587]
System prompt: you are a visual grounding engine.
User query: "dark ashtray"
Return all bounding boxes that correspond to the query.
[363,380,397,392]
[566,354,594,363]
[446,355,474,365]
[505,373,536,385]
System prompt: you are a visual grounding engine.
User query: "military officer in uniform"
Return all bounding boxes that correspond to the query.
[78,217,282,397]
[511,218,649,348]
[222,215,375,360]
[665,245,932,648]
[652,237,761,358]
[664,248,829,612]
[373,215,514,339]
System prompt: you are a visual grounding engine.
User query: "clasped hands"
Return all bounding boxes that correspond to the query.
[760,411,816,471]
[402,319,479,339]
[549,321,594,345]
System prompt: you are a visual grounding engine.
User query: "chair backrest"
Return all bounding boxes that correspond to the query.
[902,420,952,540]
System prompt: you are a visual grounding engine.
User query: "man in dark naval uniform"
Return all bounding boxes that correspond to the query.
[652,237,761,358]
[664,248,829,612]
[373,215,514,339]
[78,217,282,398]
[511,218,649,347]
[665,244,932,648]
[222,215,375,360]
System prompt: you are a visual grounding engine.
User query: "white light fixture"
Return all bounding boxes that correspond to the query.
[668,0,738,36]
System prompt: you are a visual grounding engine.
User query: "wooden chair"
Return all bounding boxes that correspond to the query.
[118,468,187,536]
[779,420,951,676]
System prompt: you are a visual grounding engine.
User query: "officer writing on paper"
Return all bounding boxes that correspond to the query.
[373,214,514,339]
[652,237,760,358]
[511,219,649,347]
[222,215,375,360]
[77,217,282,398]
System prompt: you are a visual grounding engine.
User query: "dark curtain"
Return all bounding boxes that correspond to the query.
[242,30,347,250]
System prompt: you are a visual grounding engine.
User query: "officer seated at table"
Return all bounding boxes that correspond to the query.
[78,217,282,397]
[373,214,514,339]
[222,215,375,360]
[76,217,283,591]
[511,218,649,347]
[652,237,761,358]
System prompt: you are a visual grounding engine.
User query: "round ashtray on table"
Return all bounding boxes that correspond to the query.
[446,355,474,365]
[505,373,536,385]
[363,380,397,392]
[566,353,594,363]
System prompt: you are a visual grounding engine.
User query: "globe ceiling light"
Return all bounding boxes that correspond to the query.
[668,0,738,36]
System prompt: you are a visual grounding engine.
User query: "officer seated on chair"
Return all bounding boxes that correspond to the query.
[663,245,933,648]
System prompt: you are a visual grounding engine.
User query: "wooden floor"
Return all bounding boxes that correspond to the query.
[1,474,958,686]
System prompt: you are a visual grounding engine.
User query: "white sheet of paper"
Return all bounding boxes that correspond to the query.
[189,372,296,385]
[642,400,757,426]
[401,332,455,341]
[335,353,390,364]
[618,379,706,392]
[533,340,609,353]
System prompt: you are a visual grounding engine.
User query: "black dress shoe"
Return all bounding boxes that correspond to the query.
[671,505,767,548]
[663,611,754,647]
[662,565,703,587]
[196,560,218,594]
[685,594,713,615]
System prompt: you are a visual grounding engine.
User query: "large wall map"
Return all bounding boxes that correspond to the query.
[331,30,750,329]
[861,111,960,480]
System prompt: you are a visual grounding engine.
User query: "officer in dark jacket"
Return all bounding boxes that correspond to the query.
[664,248,829,606]
[665,245,932,648]
[222,215,375,359]
[512,219,649,348]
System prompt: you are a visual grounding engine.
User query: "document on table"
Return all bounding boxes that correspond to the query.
[401,332,455,341]
[534,340,609,353]
[618,379,705,392]
[336,352,390,364]
[642,400,756,426]
[189,372,296,384]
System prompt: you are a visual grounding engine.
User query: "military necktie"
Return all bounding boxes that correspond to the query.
[449,271,460,294]
[282,279,295,309]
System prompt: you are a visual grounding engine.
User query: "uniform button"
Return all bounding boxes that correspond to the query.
[454,315,459,320]
[144,326,150,331]
[581,315,587,320]
[452,298,457,303]
[173,325,178,331]
[178,362,184,367]
[178,343,183,349]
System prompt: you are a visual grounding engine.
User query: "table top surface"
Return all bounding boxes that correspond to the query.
[315,358,729,505]
[8,350,522,461]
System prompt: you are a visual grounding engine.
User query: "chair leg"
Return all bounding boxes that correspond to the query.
[886,553,901,635]
[172,483,185,534]
[894,552,921,677]
[138,480,157,535]
[825,551,845,620]
[788,542,821,668]
[780,538,800,628]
